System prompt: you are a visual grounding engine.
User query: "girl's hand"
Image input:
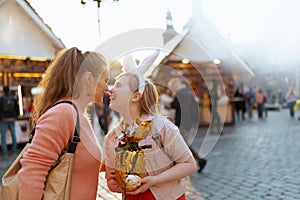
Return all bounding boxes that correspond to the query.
[108,170,119,188]
[126,176,157,195]
[108,169,116,179]
[106,169,123,193]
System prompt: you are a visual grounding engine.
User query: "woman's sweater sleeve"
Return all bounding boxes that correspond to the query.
[18,103,77,200]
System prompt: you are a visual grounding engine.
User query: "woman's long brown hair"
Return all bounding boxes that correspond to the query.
[31,47,107,125]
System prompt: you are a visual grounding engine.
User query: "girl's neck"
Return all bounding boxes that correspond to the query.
[120,103,141,126]
[122,113,140,127]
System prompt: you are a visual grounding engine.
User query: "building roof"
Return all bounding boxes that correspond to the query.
[0,0,65,59]
[163,0,255,79]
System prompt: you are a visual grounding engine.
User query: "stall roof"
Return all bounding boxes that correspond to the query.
[0,0,65,59]
[164,0,255,79]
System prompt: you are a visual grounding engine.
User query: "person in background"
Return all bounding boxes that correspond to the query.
[244,86,255,119]
[0,86,19,157]
[294,99,300,121]
[255,88,267,119]
[209,81,221,134]
[234,87,246,120]
[285,88,299,118]
[168,78,207,173]
[27,98,34,114]
[96,92,113,135]
[18,47,110,200]
[263,90,268,118]
[159,87,175,120]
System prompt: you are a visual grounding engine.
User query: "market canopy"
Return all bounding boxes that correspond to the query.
[164,0,255,79]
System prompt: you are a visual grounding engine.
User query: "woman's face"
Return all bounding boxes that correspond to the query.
[94,70,110,103]
[109,76,134,113]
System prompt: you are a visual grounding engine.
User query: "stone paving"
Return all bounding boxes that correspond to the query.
[190,109,300,200]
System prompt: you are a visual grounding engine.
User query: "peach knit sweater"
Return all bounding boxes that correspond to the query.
[18,101,101,200]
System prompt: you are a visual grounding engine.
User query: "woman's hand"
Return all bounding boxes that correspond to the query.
[126,175,157,195]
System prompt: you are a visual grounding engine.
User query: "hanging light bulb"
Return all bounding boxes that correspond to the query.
[81,0,87,5]
[93,0,101,8]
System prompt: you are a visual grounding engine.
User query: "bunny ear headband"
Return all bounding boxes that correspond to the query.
[122,49,160,94]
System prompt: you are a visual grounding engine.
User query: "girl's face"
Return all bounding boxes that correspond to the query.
[109,76,134,113]
[94,70,110,103]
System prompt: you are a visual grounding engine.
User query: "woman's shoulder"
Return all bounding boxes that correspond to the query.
[38,101,77,124]
[50,102,77,116]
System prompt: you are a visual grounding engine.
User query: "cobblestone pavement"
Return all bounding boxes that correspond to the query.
[190,109,300,200]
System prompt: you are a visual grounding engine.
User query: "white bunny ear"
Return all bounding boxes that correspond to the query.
[136,49,160,75]
[122,53,138,72]
[120,49,160,95]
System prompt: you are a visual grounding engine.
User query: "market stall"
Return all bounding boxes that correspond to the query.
[0,0,65,145]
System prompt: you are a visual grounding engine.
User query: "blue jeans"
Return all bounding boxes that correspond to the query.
[0,121,17,154]
[287,101,296,117]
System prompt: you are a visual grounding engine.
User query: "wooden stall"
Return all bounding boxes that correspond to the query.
[0,0,65,145]
[152,60,236,125]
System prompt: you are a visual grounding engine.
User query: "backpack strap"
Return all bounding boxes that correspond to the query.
[151,117,176,166]
[30,101,80,154]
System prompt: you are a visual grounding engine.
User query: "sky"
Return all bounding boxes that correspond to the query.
[27,0,192,52]
[27,0,300,71]
[201,0,300,71]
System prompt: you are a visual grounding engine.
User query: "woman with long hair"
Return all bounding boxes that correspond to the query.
[18,47,109,199]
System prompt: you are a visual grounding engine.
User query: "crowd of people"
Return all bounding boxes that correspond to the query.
[234,84,299,120]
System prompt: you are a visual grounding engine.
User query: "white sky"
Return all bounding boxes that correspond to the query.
[202,0,300,43]
[202,0,300,69]
[27,0,192,52]
[27,0,300,69]
[28,0,298,48]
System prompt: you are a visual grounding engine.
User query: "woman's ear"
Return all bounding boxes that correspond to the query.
[84,72,93,86]
[131,92,142,103]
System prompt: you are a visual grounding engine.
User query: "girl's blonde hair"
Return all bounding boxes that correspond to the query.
[117,73,160,116]
[32,47,107,125]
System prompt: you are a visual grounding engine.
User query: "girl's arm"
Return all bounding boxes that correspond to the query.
[127,157,196,195]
